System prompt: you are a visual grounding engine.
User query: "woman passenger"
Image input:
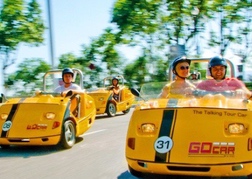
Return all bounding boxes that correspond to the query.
[159,56,195,98]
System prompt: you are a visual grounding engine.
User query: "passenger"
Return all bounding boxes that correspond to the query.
[191,71,198,80]
[110,77,120,101]
[159,56,195,98]
[196,56,252,99]
[54,68,85,96]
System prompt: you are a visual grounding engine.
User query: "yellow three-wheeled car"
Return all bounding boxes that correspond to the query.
[0,69,96,149]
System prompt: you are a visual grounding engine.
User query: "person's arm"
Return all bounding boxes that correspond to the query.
[158,85,170,98]
[61,84,85,96]
[232,79,252,99]
[113,87,120,94]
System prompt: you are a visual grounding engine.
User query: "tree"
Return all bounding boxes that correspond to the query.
[124,56,148,87]
[207,0,249,56]
[5,58,50,96]
[0,0,45,93]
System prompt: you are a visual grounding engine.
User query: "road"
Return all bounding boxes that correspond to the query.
[0,110,137,179]
[0,109,247,179]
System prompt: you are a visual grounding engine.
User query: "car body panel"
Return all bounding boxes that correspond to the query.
[126,99,252,177]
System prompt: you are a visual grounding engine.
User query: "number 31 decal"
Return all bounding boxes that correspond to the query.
[154,136,173,153]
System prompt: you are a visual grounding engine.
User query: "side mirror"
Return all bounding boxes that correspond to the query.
[1,93,7,103]
[130,88,140,97]
[130,88,146,101]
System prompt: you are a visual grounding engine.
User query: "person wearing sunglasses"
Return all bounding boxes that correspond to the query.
[196,56,252,99]
[159,56,195,98]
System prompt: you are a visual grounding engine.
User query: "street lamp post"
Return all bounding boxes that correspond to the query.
[191,7,201,55]
[46,0,55,69]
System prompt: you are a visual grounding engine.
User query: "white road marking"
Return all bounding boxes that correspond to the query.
[81,129,107,137]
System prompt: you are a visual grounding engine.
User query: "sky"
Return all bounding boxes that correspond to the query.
[13,0,118,71]
[2,0,139,93]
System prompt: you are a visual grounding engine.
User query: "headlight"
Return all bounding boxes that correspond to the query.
[99,97,104,101]
[228,123,245,134]
[45,112,56,119]
[0,113,8,120]
[141,123,155,133]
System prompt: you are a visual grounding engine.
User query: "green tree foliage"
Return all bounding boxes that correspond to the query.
[57,28,124,88]
[112,0,162,36]
[124,56,148,87]
[5,58,50,96]
[0,0,45,92]
[207,0,250,55]
[57,53,82,69]
[112,0,252,85]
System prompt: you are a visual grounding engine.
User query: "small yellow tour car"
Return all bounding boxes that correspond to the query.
[126,59,252,178]
[88,75,135,117]
[0,68,96,149]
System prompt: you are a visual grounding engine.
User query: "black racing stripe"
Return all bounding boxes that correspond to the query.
[167,98,178,107]
[1,98,26,137]
[155,110,175,162]
[1,104,18,137]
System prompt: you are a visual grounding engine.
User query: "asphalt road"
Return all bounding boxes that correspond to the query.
[0,110,137,179]
[0,109,248,179]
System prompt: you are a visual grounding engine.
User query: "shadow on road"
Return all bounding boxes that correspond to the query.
[117,170,138,179]
[95,113,126,120]
[117,171,247,179]
[0,136,84,158]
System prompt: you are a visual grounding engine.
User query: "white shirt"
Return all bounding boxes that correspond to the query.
[54,83,82,93]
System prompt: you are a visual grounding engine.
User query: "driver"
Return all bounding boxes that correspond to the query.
[54,68,85,96]
[110,77,120,101]
[196,56,252,99]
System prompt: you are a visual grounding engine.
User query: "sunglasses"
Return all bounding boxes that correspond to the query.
[179,66,189,70]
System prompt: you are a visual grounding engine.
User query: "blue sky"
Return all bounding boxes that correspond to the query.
[14,0,117,70]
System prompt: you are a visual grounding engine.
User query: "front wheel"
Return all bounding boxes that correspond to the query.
[106,102,116,117]
[60,120,76,149]
[0,145,10,149]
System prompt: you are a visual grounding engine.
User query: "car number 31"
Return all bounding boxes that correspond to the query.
[154,136,173,153]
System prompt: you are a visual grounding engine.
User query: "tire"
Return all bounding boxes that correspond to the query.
[128,165,143,178]
[60,120,76,149]
[122,108,130,114]
[106,102,116,117]
[0,145,10,149]
[248,174,252,179]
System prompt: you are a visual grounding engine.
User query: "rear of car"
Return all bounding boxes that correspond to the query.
[88,88,112,115]
[0,96,68,146]
[87,75,135,117]
[126,104,252,177]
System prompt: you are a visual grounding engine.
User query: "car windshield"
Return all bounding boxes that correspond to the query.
[136,79,249,110]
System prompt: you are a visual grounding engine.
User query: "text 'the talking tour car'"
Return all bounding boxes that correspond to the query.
[87,75,135,117]
[125,58,252,178]
[0,68,96,149]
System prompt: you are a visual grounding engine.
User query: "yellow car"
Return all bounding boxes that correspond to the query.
[126,59,252,178]
[88,76,135,117]
[0,69,96,149]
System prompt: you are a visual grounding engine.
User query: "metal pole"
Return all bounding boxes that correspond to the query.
[47,0,55,69]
